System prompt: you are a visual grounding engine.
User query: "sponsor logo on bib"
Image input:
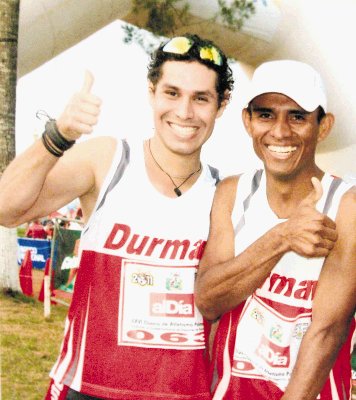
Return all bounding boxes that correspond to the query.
[150,293,194,318]
[255,335,290,368]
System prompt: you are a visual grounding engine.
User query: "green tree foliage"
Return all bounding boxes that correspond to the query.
[132,0,190,37]
[218,0,255,30]
[122,0,255,53]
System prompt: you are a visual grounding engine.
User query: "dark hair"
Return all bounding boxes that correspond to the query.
[147,34,234,107]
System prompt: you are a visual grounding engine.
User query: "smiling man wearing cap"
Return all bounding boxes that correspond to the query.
[195,60,356,399]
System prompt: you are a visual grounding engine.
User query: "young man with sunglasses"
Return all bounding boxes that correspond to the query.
[195,60,356,399]
[0,34,233,399]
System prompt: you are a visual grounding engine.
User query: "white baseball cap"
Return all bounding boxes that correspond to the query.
[246,60,327,112]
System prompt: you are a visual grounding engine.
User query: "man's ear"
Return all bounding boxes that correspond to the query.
[318,112,334,143]
[242,108,252,137]
[216,90,230,118]
[148,80,155,107]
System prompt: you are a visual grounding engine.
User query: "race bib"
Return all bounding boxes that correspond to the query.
[118,259,205,350]
[232,294,311,390]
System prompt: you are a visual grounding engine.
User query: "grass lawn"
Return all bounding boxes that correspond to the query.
[1,274,355,399]
[1,289,68,399]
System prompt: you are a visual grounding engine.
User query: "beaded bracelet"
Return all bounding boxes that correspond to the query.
[41,119,76,157]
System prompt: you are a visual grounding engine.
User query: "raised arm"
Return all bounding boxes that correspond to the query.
[195,177,338,321]
[0,71,104,227]
[281,186,356,400]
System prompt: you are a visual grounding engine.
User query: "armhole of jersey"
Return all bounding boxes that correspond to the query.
[207,165,221,186]
[321,174,354,219]
[82,138,125,232]
[231,174,247,227]
[95,139,130,212]
[232,169,263,236]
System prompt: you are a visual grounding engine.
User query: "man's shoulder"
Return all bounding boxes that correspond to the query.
[77,135,118,153]
[71,136,121,172]
[215,169,262,200]
[337,185,356,214]
[212,174,241,214]
[217,175,240,192]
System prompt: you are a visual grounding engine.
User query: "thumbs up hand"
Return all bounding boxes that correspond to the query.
[280,177,338,258]
[56,71,102,141]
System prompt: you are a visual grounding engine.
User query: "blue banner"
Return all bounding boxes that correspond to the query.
[17,238,52,269]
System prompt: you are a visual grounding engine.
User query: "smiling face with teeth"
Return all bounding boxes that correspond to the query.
[148,61,227,159]
[242,93,333,181]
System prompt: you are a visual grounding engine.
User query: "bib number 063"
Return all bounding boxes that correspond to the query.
[126,329,205,344]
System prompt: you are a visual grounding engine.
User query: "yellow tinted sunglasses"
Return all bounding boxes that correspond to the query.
[162,36,223,67]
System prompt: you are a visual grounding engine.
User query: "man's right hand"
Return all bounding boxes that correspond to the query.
[281,177,338,258]
[56,71,102,141]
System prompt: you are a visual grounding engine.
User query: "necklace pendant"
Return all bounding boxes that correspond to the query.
[174,187,182,197]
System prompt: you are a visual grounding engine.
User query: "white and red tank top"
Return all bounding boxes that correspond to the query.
[212,169,355,400]
[50,139,220,399]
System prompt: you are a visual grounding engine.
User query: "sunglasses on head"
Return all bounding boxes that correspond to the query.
[162,36,223,67]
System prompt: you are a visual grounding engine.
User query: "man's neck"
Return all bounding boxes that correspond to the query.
[144,138,202,198]
[265,167,325,219]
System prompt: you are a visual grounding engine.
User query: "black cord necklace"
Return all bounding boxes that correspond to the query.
[148,139,202,197]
